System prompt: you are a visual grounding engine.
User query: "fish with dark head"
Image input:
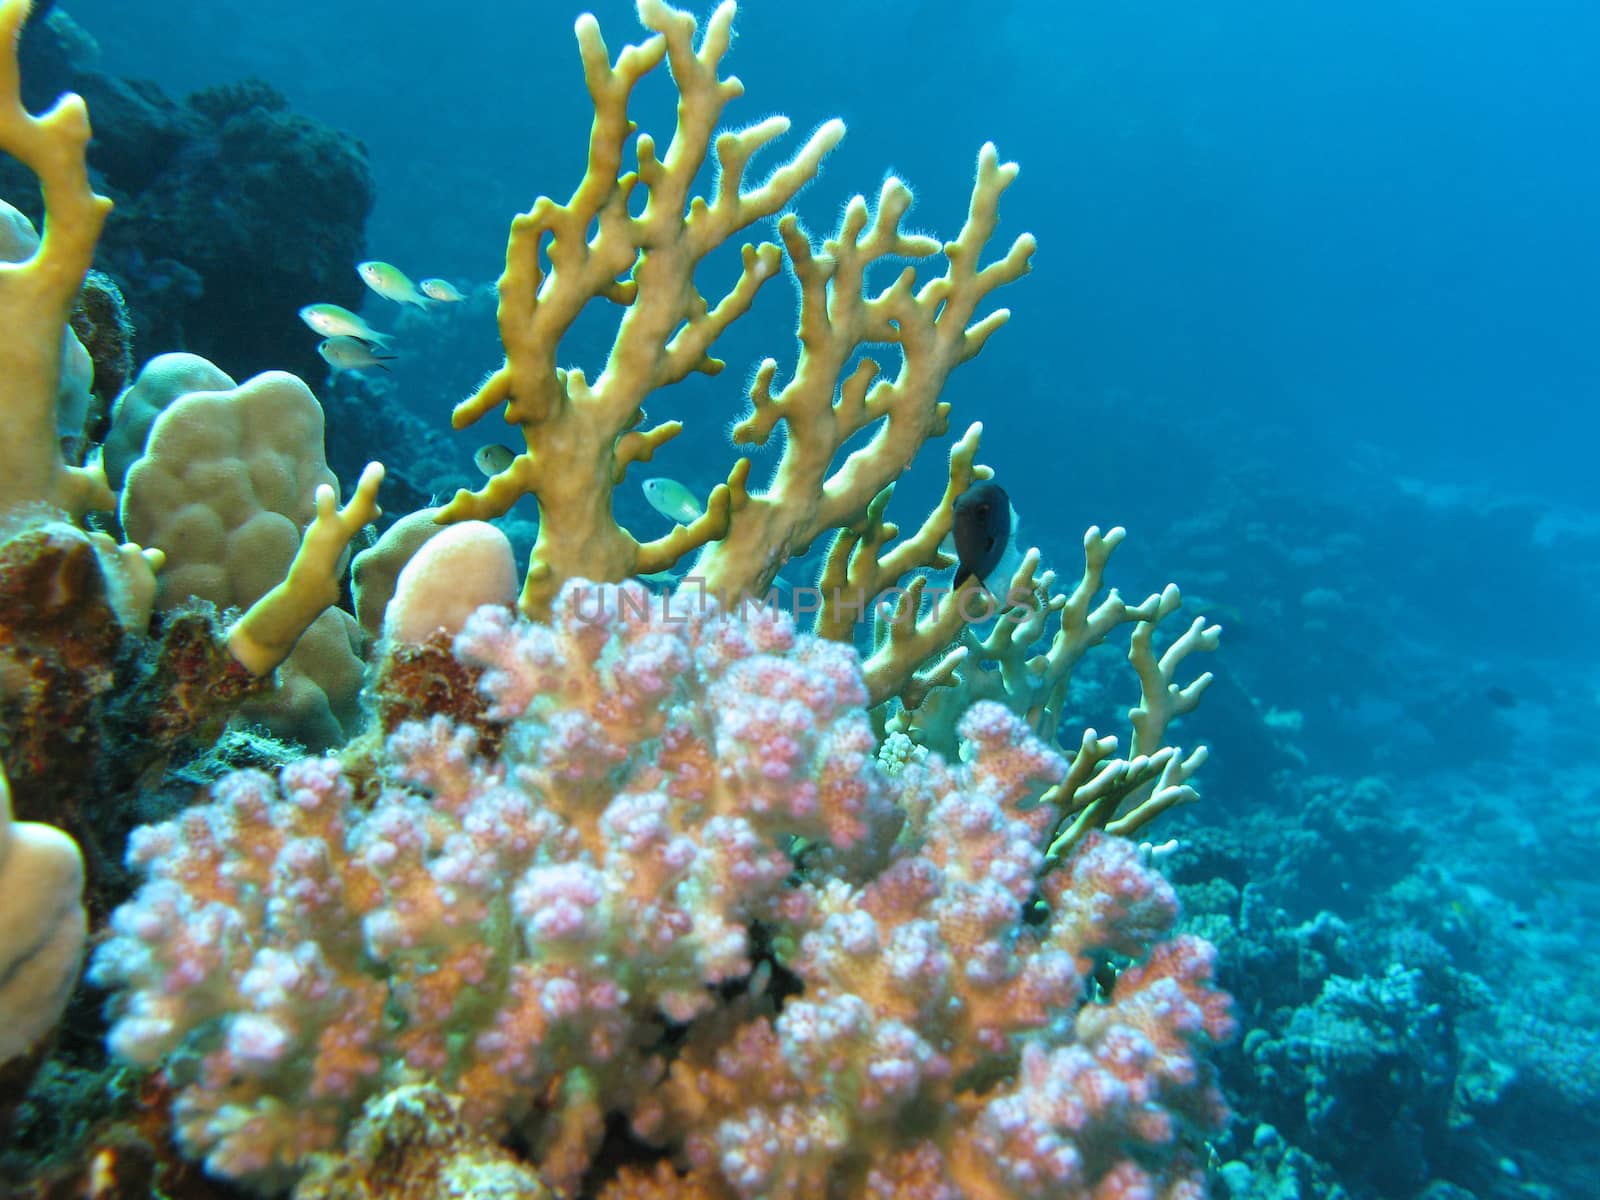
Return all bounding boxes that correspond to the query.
[952,480,1012,589]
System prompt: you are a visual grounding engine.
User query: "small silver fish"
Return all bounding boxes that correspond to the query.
[299,303,392,347]
[420,277,467,302]
[358,261,432,308]
[475,444,517,476]
[642,477,704,525]
[318,336,395,372]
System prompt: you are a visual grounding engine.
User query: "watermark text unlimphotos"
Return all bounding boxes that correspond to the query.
[569,576,1041,629]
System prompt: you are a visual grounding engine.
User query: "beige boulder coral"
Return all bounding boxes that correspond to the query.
[119,371,369,746]
[0,762,85,1065]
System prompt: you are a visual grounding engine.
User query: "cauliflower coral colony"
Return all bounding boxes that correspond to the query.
[0,1,1234,1197]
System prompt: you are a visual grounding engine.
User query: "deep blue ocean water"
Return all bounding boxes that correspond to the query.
[21,1,1600,1195]
[72,0,1600,504]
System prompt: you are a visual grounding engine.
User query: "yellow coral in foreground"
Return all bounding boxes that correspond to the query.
[0,0,112,518]
[443,0,1033,617]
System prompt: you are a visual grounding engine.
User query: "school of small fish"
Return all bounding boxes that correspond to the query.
[299,259,473,374]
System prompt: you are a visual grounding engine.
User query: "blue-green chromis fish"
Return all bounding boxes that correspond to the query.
[299,303,392,347]
[318,336,395,372]
[642,477,704,525]
[420,278,467,302]
[358,260,432,308]
[475,444,518,476]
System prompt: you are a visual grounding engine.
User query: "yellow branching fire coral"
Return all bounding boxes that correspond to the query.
[0,0,112,519]
[441,0,1034,617]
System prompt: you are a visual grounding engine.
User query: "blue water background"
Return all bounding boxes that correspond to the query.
[71,0,1600,498]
